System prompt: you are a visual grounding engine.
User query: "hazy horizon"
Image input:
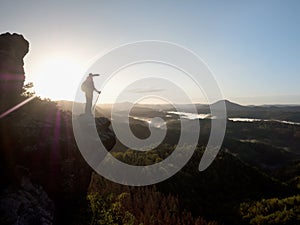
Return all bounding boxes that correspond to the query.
[57,98,300,107]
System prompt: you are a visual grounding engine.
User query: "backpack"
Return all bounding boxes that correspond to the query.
[81,80,88,92]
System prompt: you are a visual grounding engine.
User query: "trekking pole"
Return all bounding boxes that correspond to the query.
[92,91,101,112]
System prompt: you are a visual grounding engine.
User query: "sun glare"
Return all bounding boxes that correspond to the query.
[32,55,84,101]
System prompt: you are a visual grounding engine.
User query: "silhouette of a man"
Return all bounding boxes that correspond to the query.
[82,73,101,114]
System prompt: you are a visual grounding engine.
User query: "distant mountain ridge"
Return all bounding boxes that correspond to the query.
[57,99,300,111]
[57,99,300,123]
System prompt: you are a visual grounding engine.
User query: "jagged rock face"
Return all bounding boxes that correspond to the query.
[95,117,116,151]
[76,114,116,151]
[0,175,54,225]
[0,32,29,111]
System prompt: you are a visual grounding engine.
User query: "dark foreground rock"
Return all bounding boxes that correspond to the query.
[0,173,54,225]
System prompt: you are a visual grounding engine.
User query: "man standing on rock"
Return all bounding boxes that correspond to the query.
[81,73,101,115]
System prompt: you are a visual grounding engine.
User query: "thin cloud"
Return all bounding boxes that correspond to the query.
[128,88,165,94]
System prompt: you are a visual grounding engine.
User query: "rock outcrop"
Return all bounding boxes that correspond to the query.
[76,114,116,151]
[0,32,29,112]
[95,117,116,151]
[0,168,54,225]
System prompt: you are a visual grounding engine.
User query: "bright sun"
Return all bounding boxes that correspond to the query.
[32,55,84,101]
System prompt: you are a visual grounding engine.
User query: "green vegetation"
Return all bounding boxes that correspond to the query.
[86,145,296,225]
[88,192,135,225]
[240,195,300,225]
[87,173,219,225]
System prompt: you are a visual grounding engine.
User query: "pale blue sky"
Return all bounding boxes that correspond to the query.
[1,0,299,104]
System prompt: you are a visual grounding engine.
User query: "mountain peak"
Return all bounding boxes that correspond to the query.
[212,99,245,111]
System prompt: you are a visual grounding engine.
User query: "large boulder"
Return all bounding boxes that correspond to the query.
[0,32,29,112]
[0,167,54,225]
[75,114,116,151]
[95,117,116,151]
